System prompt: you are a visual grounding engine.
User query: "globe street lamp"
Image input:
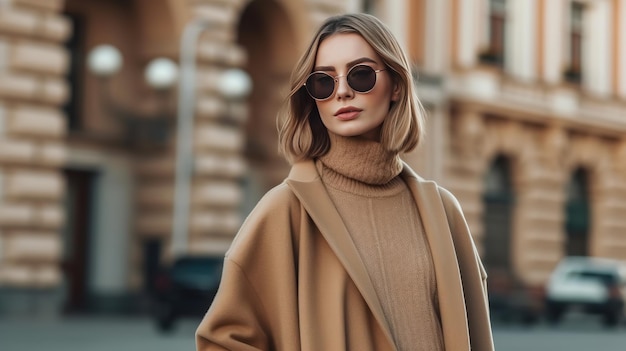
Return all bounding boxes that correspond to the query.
[144,58,179,90]
[88,44,178,89]
[87,44,179,148]
[217,68,252,100]
[87,44,123,77]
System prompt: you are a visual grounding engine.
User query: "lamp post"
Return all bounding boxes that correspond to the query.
[86,44,179,148]
[170,19,252,257]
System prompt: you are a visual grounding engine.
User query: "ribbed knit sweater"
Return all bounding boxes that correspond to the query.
[316,133,444,351]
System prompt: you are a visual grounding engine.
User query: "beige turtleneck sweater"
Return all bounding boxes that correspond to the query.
[316,133,444,351]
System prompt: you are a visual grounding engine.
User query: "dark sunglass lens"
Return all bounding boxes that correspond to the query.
[347,65,376,92]
[306,73,334,99]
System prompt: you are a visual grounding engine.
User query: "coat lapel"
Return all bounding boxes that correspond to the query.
[400,164,471,351]
[286,160,395,348]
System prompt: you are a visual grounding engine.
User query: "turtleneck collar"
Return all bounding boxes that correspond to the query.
[317,132,403,186]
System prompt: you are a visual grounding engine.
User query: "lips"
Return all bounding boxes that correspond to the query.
[334,106,362,121]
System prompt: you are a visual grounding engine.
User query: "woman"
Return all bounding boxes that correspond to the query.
[196,13,494,351]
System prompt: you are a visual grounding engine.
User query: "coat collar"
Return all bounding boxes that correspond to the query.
[399,165,471,350]
[286,160,395,346]
[287,160,470,350]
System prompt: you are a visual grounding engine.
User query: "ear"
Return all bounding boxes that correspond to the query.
[391,83,401,102]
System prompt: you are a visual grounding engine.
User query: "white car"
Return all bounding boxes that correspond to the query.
[544,256,626,327]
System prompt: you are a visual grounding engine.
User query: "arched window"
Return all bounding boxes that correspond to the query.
[482,155,514,272]
[565,168,590,256]
[238,0,295,213]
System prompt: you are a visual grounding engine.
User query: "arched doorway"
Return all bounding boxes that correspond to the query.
[564,167,590,256]
[482,155,515,274]
[482,155,520,320]
[237,0,297,214]
[62,0,178,313]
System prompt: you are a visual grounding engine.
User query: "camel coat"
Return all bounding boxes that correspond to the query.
[196,160,494,351]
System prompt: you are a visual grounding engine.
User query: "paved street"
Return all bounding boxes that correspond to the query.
[492,317,626,351]
[2,314,626,350]
[0,315,199,351]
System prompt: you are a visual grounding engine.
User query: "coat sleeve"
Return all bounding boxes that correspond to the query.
[195,258,270,350]
[438,186,495,351]
[437,186,488,292]
[195,184,301,351]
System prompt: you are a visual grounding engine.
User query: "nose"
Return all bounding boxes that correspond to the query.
[334,75,353,100]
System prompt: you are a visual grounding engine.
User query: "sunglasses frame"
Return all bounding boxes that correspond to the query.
[303,64,386,101]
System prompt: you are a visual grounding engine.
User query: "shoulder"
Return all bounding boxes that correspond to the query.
[400,162,459,205]
[436,186,463,213]
[226,182,302,259]
[252,182,301,214]
[400,162,465,219]
[235,182,302,232]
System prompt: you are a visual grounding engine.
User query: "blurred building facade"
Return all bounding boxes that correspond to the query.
[0,0,625,316]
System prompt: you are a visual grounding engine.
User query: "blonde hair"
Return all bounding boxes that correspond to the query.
[277,13,426,164]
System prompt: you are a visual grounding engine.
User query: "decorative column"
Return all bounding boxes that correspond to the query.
[445,109,487,252]
[589,141,626,260]
[513,126,567,285]
[0,0,69,315]
[179,0,250,257]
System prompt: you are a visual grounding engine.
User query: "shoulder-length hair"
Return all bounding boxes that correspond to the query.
[277,13,426,164]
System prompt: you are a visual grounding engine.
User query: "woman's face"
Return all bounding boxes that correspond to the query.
[311,33,398,141]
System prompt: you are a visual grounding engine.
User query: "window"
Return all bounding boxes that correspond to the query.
[63,13,86,131]
[565,2,584,83]
[362,0,377,14]
[480,0,507,66]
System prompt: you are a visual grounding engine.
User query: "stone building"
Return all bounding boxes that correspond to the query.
[0,0,625,316]
[428,0,626,290]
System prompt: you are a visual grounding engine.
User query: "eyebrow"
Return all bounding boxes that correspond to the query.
[313,57,377,72]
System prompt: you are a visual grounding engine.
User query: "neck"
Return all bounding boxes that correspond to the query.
[317,132,403,185]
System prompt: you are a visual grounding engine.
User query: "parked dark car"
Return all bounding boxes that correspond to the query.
[152,255,224,332]
[487,268,544,325]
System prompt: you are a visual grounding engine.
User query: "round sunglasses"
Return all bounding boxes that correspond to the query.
[303,64,386,101]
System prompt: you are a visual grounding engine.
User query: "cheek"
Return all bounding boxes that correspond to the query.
[315,102,333,120]
[372,78,394,102]
[373,86,394,110]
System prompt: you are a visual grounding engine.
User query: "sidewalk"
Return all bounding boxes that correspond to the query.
[0,315,198,351]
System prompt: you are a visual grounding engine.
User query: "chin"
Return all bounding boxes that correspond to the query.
[331,130,366,138]
[330,125,381,140]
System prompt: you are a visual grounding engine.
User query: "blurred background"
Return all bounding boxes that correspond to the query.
[1,0,626,349]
